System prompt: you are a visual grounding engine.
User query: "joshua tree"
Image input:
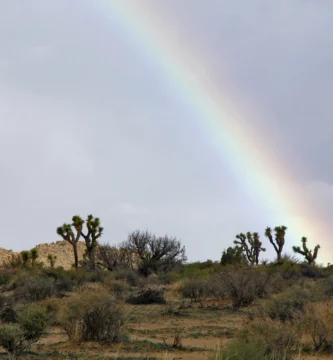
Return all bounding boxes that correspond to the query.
[57,215,84,269]
[265,225,287,262]
[57,214,103,270]
[292,237,320,265]
[234,233,253,264]
[234,232,265,265]
[20,251,30,267]
[80,215,103,270]
[47,254,57,268]
[30,248,39,265]
[248,232,266,265]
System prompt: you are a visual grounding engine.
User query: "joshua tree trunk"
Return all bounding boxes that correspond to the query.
[73,243,79,269]
[86,246,96,270]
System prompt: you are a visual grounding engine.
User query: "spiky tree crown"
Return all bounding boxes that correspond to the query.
[30,248,38,259]
[57,223,73,237]
[86,214,104,234]
[72,215,84,230]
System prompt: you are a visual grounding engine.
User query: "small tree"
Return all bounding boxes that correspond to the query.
[30,248,38,266]
[20,251,30,267]
[265,226,287,262]
[221,246,247,266]
[123,230,186,276]
[47,254,57,268]
[292,237,320,265]
[97,244,134,271]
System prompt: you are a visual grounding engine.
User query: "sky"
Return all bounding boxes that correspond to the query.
[0,0,332,262]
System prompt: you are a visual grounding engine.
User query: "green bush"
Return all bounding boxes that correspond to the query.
[179,278,209,303]
[0,304,49,359]
[0,296,17,323]
[14,277,56,302]
[214,320,301,360]
[106,279,129,301]
[0,323,26,359]
[111,268,139,287]
[265,286,314,322]
[212,340,268,360]
[18,304,50,341]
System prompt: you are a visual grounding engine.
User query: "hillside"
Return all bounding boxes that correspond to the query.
[0,240,86,270]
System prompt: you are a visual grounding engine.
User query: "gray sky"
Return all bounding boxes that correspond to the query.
[1,0,332,262]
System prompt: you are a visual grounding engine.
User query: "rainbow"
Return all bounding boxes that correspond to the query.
[97,0,330,262]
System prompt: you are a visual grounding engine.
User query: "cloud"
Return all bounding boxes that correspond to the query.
[0,58,9,77]
[110,203,149,216]
[21,44,57,62]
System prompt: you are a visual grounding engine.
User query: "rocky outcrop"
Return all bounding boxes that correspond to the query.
[0,240,86,270]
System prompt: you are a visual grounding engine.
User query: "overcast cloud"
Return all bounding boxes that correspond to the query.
[0,0,332,262]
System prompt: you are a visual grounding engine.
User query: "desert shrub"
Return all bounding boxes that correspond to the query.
[0,294,6,308]
[265,286,314,322]
[105,279,129,301]
[58,289,125,343]
[39,298,62,326]
[253,270,275,298]
[212,340,268,360]
[302,302,333,352]
[215,319,301,360]
[318,275,333,299]
[0,269,16,287]
[5,271,33,292]
[18,304,49,341]
[126,286,166,305]
[274,257,302,280]
[0,324,25,359]
[14,277,56,303]
[250,319,301,360]
[179,278,209,303]
[0,304,49,359]
[214,267,271,309]
[157,271,182,284]
[300,264,324,278]
[0,296,17,323]
[42,268,75,293]
[111,268,139,287]
[136,273,162,288]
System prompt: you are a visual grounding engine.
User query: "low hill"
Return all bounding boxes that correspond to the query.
[0,240,86,270]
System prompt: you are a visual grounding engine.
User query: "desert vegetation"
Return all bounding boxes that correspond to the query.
[1,216,333,359]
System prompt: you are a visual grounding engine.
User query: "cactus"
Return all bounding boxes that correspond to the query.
[292,237,320,265]
[265,226,287,262]
[234,232,265,265]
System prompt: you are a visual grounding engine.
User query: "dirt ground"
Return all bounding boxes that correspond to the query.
[1,296,332,359]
